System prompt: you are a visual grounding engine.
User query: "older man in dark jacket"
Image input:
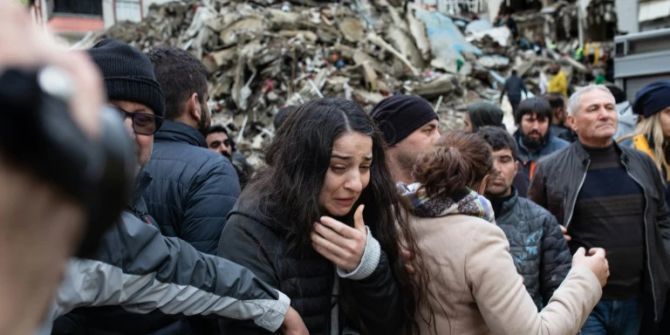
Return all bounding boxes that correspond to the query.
[478,126,571,310]
[143,47,239,254]
[529,85,670,334]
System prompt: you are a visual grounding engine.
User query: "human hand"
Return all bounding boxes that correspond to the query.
[572,247,609,287]
[559,225,572,241]
[0,0,103,139]
[281,307,308,335]
[311,205,367,272]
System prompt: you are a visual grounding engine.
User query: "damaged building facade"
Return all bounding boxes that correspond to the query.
[30,0,173,40]
[30,0,670,167]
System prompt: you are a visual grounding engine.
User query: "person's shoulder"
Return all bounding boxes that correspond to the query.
[448,215,504,240]
[548,135,570,150]
[621,145,660,173]
[182,146,236,175]
[537,143,573,168]
[413,215,506,260]
[516,197,555,220]
[412,214,497,238]
[620,143,649,160]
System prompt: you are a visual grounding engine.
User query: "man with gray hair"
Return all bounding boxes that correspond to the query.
[529,85,670,334]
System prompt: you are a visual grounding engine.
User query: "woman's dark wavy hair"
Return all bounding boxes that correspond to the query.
[248,97,426,334]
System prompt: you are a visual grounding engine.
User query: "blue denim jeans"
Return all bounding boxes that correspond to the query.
[580,298,642,335]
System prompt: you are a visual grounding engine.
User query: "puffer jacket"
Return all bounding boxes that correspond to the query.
[49,172,288,335]
[493,189,571,309]
[143,120,240,254]
[529,141,670,332]
[217,187,405,335]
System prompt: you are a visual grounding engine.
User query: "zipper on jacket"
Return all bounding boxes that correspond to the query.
[623,164,659,322]
[565,159,590,230]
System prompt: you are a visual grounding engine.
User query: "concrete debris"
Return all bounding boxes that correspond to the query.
[477,55,510,69]
[98,0,614,167]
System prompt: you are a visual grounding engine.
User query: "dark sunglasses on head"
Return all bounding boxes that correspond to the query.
[112,106,163,135]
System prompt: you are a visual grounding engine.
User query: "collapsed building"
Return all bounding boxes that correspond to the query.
[72,0,616,166]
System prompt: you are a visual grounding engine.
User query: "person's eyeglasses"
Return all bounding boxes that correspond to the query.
[114,106,163,135]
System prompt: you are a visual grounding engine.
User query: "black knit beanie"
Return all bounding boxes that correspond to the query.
[370,95,438,146]
[87,39,165,117]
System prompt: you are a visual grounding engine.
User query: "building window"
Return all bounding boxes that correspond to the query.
[53,0,102,15]
[116,0,142,22]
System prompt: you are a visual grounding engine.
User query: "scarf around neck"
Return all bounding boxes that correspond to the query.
[398,182,495,222]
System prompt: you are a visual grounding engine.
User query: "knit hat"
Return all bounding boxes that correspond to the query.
[633,81,670,118]
[87,39,165,117]
[370,95,438,145]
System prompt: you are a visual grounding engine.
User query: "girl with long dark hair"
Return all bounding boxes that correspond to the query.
[217,98,423,334]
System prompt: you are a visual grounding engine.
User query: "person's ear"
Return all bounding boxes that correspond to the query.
[186,93,201,122]
[566,114,577,131]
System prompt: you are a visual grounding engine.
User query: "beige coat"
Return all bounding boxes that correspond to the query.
[411,214,601,335]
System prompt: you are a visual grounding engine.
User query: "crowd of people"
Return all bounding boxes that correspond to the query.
[2,2,670,334]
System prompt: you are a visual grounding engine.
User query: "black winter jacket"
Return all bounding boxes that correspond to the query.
[529,141,670,331]
[493,189,571,309]
[217,189,405,335]
[143,120,240,254]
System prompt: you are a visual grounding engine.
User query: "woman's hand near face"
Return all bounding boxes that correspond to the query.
[311,205,367,272]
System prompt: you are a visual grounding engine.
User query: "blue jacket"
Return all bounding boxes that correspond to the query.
[492,189,571,310]
[143,120,240,254]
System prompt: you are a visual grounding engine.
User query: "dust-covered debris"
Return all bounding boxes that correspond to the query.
[94,0,611,167]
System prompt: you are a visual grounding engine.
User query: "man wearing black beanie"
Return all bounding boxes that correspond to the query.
[87,38,165,171]
[51,39,306,335]
[370,94,440,184]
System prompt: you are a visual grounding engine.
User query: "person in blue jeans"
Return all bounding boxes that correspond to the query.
[529,85,670,335]
[580,299,641,335]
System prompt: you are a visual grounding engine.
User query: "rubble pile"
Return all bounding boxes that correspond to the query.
[100,0,601,166]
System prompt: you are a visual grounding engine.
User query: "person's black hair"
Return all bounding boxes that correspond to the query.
[511,69,518,76]
[249,97,425,333]
[466,101,504,132]
[206,124,235,152]
[544,93,564,110]
[606,84,627,104]
[477,126,518,160]
[148,47,208,120]
[514,96,552,124]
